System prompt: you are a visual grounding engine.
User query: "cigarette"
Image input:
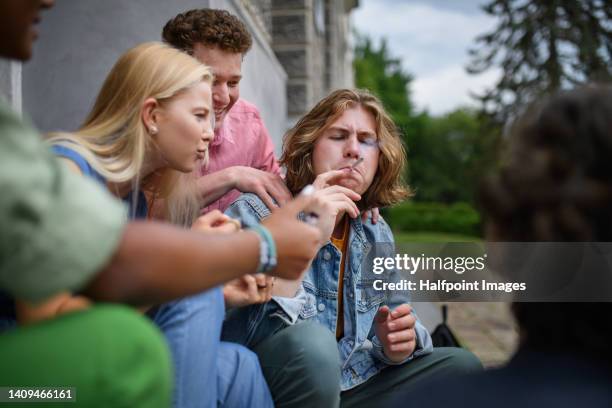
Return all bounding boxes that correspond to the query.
[351,157,364,168]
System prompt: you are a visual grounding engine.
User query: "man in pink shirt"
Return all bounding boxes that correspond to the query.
[162,9,291,213]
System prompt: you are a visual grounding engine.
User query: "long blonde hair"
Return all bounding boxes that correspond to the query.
[281,89,411,210]
[48,42,213,226]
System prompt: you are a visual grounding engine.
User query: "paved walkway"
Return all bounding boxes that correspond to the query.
[442,302,518,368]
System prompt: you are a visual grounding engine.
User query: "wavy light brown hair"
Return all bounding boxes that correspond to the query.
[281,89,411,210]
[162,8,252,55]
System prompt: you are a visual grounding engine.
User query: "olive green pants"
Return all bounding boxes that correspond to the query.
[254,322,482,408]
[0,305,172,408]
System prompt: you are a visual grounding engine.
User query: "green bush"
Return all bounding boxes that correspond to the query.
[386,202,481,237]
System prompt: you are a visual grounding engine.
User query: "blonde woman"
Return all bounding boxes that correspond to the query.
[41,42,273,408]
[0,1,322,403]
[224,89,482,407]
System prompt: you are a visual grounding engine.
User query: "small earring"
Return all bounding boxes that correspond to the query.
[149,126,158,135]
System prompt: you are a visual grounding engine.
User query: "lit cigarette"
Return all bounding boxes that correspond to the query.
[351,157,364,168]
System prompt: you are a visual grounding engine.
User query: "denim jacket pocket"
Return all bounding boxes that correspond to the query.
[299,282,318,319]
[356,278,385,312]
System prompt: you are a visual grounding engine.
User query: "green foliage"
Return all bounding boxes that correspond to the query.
[353,33,502,205]
[405,108,501,204]
[353,34,414,131]
[394,231,482,244]
[468,0,612,125]
[387,202,482,237]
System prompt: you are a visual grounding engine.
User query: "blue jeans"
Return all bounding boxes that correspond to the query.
[150,287,273,408]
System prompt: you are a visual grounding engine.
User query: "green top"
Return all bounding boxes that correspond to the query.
[0,98,127,303]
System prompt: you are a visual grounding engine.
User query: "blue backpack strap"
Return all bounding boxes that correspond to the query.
[124,190,149,220]
[51,144,105,184]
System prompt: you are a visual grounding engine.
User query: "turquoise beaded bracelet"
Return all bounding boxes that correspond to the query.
[249,224,277,273]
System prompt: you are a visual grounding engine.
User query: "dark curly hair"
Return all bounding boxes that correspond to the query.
[480,85,612,242]
[479,85,612,363]
[162,9,252,55]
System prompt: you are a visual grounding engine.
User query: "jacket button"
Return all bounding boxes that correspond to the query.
[323,251,332,261]
[318,303,326,312]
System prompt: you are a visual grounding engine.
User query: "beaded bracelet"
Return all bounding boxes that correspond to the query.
[249,224,277,273]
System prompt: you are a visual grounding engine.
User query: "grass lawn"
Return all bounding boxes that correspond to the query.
[393,231,482,243]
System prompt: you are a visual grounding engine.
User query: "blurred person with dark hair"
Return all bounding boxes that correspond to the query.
[393,85,612,407]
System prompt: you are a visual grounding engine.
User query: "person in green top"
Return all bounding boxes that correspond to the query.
[0,1,323,406]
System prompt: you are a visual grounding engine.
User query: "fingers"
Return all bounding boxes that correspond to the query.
[251,173,291,208]
[332,199,360,219]
[371,207,380,224]
[318,185,361,201]
[386,328,416,344]
[262,276,274,301]
[257,188,278,210]
[374,305,391,324]
[387,337,416,353]
[391,304,412,319]
[361,211,369,223]
[213,221,241,234]
[311,192,360,219]
[193,210,230,230]
[278,192,317,218]
[241,274,260,301]
[387,313,416,332]
[250,274,274,303]
[267,177,292,206]
[56,296,91,315]
[313,169,351,189]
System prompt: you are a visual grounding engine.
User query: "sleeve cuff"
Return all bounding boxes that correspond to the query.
[270,285,307,325]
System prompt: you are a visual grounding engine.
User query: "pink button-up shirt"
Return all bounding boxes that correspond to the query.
[199,98,280,214]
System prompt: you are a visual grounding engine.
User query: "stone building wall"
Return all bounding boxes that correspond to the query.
[272,0,358,125]
[0,0,358,149]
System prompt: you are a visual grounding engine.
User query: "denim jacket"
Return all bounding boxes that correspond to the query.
[224,193,433,390]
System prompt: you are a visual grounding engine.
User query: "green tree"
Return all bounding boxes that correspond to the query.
[353,33,501,205]
[406,108,500,204]
[353,34,414,132]
[468,0,611,124]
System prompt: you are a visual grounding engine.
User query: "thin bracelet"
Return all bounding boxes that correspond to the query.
[249,224,277,273]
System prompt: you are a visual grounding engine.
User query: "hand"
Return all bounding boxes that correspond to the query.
[374,304,417,363]
[261,193,322,280]
[56,295,92,315]
[16,293,91,325]
[192,210,240,234]
[308,170,361,240]
[361,207,380,224]
[307,186,361,241]
[223,273,274,308]
[230,166,292,209]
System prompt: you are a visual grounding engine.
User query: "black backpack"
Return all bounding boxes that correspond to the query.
[430,304,462,348]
